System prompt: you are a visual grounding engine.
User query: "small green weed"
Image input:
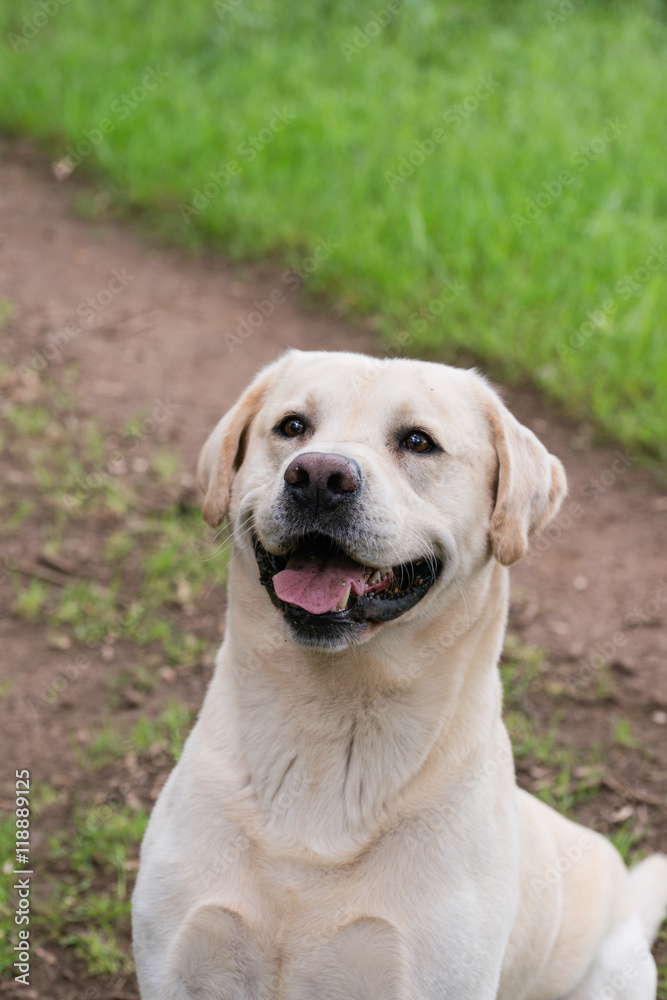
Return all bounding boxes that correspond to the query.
[104,531,135,562]
[82,702,195,769]
[13,578,49,621]
[608,819,645,864]
[53,581,122,645]
[0,299,12,328]
[613,717,640,750]
[6,499,34,531]
[5,404,49,436]
[107,663,160,706]
[152,450,181,482]
[130,701,194,762]
[141,507,228,602]
[500,635,545,708]
[61,928,134,977]
[82,726,129,770]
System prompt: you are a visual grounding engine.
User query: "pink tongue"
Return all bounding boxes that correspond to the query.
[273,549,369,615]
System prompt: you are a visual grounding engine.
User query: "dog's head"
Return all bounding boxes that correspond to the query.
[198,351,566,651]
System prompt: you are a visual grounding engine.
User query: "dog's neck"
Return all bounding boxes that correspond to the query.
[201,555,510,863]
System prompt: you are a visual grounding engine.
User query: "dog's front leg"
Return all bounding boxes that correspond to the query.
[285,916,504,1000]
[164,905,275,1000]
[286,917,410,1000]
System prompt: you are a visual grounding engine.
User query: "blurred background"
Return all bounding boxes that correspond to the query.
[2,0,666,452]
[0,1,665,997]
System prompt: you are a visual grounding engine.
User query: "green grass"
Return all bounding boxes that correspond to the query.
[0,817,18,973]
[4,387,228,667]
[83,702,196,769]
[658,927,667,1000]
[1,0,665,455]
[613,716,641,749]
[19,533,216,662]
[501,637,606,813]
[0,787,67,974]
[44,803,148,976]
[13,577,49,621]
[130,702,195,761]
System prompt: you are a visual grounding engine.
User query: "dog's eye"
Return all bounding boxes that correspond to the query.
[402,430,435,453]
[278,416,307,438]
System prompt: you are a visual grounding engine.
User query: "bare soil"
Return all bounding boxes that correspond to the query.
[0,138,665,999]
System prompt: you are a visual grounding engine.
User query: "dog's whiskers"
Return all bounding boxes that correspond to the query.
[204,521,255,562]
[455,582,472,630]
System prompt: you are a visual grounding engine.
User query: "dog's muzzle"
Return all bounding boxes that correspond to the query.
[254,532,442,648]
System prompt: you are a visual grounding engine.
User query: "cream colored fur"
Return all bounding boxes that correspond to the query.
[133,350,667,1000]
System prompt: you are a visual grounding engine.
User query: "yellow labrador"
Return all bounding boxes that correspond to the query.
[133,350,667,1000]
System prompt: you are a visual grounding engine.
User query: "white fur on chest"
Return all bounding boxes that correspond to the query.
[134,712,520,1000]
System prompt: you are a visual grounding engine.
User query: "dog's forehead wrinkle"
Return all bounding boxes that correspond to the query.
[260,356,484,438]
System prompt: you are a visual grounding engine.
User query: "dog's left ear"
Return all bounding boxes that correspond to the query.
[197,357,288,528]
[479,381,567,566]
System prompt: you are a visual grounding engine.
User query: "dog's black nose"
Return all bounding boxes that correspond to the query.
[284,452,362,510]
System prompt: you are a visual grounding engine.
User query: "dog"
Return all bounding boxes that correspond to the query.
[132,350,667,999]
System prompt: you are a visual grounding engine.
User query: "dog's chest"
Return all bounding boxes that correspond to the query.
[167,827,513,1000]
[236,684,451,861]
[136,701,520,999]
[247,745,386,861]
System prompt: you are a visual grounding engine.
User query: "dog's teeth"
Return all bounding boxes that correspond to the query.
[337,584,352,610]
[368,571,382,585]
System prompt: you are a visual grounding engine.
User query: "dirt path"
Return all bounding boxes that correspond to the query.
[1,139,665,997]
[3,141,664,699]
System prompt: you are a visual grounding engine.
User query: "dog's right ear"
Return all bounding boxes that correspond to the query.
[197,358,287,528]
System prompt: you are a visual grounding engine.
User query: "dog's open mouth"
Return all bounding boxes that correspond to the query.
[254,533,441,639]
